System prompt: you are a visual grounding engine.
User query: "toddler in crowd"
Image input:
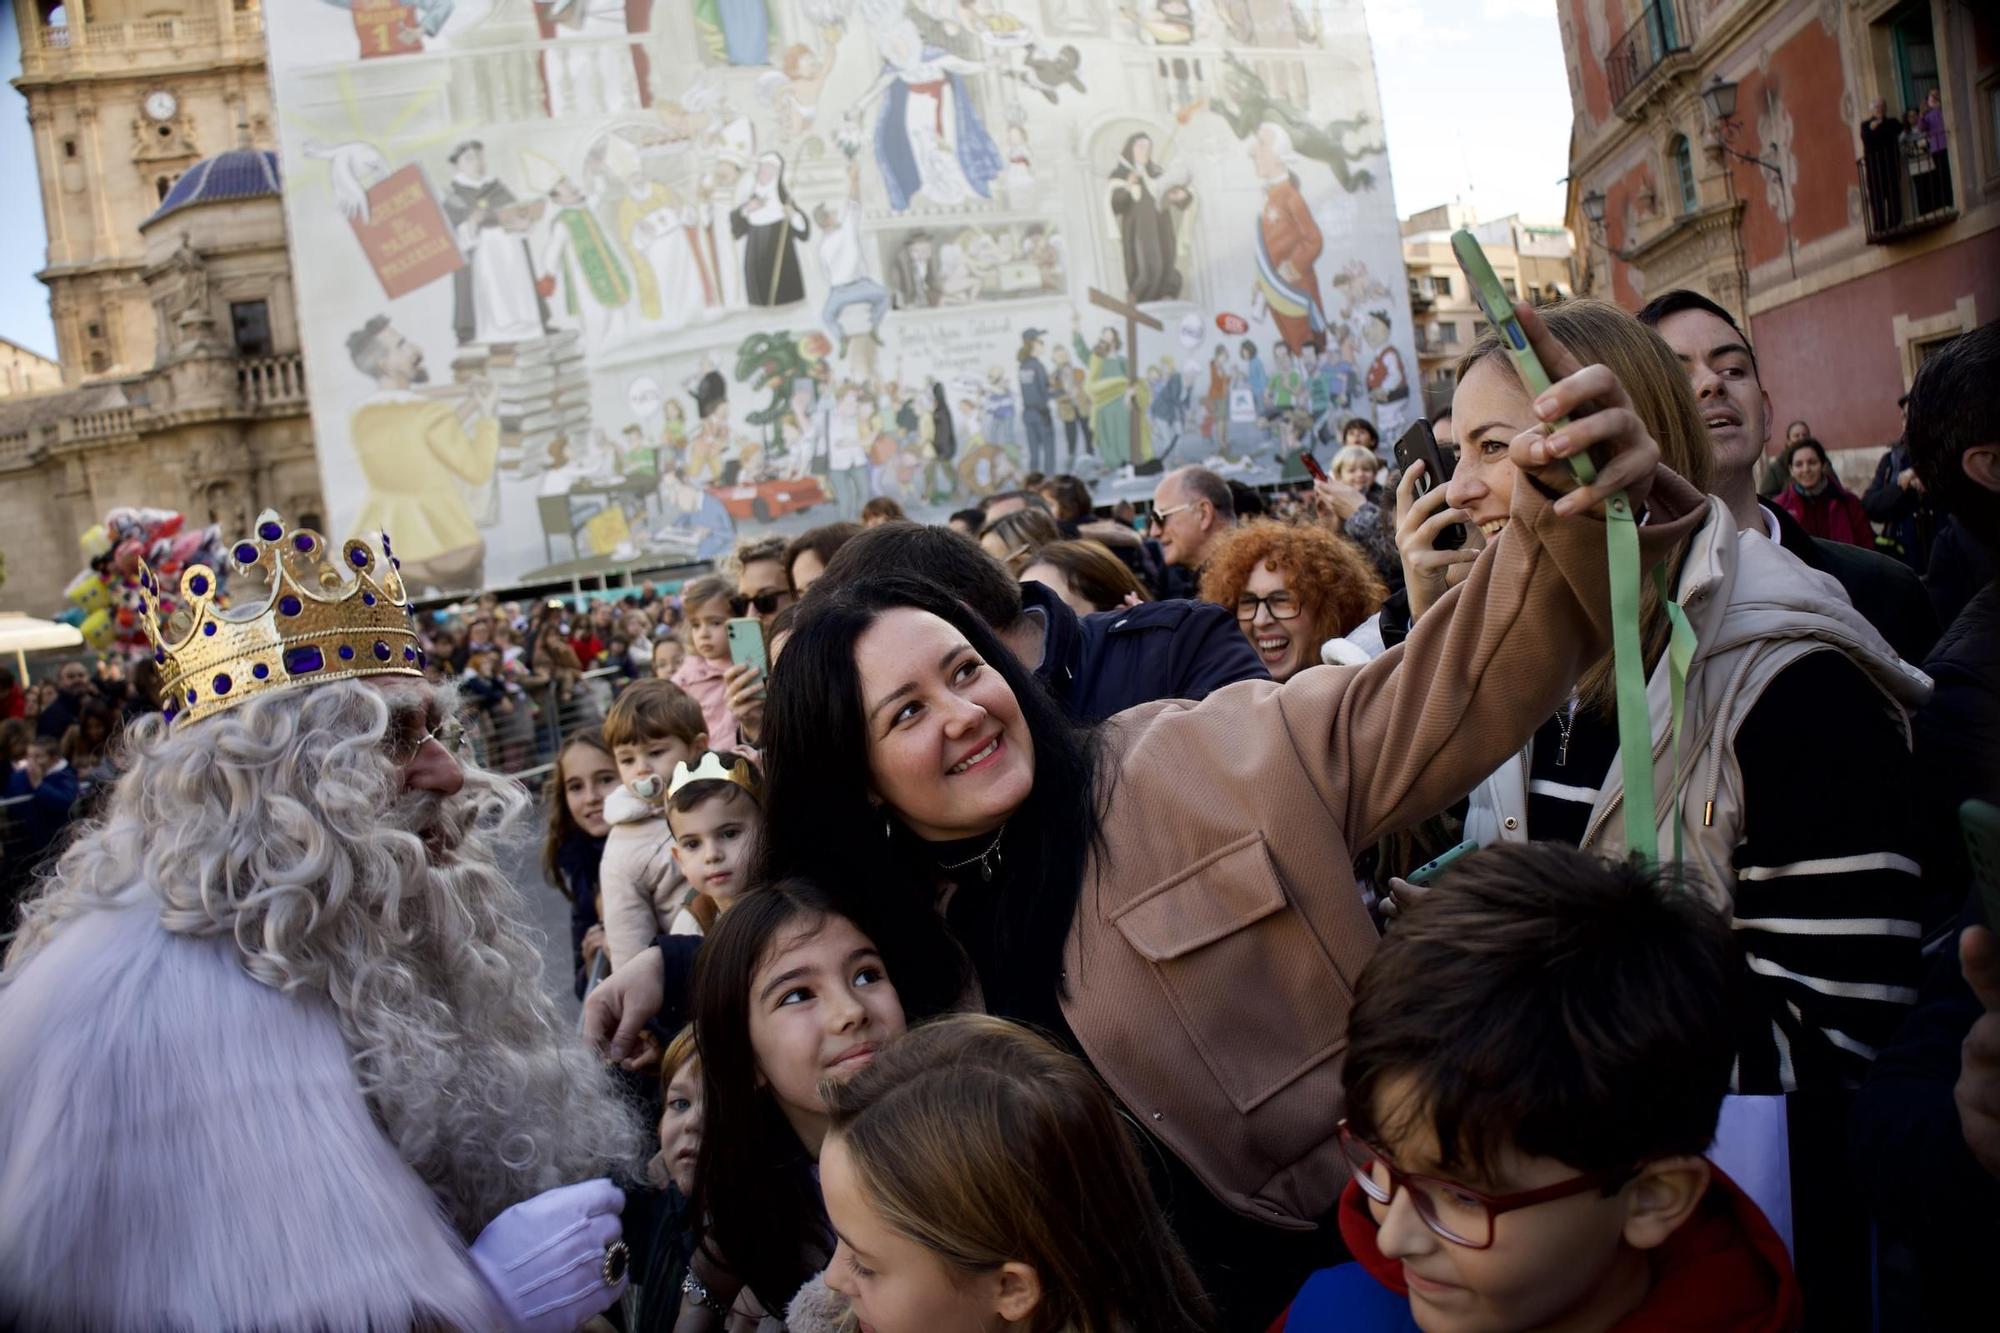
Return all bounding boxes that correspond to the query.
[663,749,765,937]
[670,575,742,747]
[600,679,706,971]
[820,1014,1214,1333]
[630,1027,703,1333]
[687,880,908,1329]
[1271,842,1801,1332]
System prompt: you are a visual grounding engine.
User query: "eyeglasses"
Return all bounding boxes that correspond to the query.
[1336,1121,1635,1249]
[1147,501,1193,531]
[1235,591,1302,622]
[386,715,467,765]
[729,590,793,618]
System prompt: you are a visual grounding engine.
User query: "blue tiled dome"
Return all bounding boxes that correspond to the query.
[146,148,283,225]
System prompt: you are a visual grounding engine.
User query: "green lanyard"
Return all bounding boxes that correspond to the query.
[1450,230,1693,866]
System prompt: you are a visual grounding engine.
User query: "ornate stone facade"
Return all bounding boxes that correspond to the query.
[2,2,318,614]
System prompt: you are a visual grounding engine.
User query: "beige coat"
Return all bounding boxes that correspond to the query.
[601,785,690,970]
[1058,470,1709,1230]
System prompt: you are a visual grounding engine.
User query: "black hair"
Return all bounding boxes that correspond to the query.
[1782,436,1831,470]
[1344,843,1735,1182]
[665,748,764,820]
[1225,479,1265,518]
[812,523,1022,631]
[781,522,863,589]
[1904,320,2000,549]
[1341,417,1380,446]
[691,879,881,1313]
[948,507,988,530]
[1636,288,1761,379]
[758,574,1103,1025]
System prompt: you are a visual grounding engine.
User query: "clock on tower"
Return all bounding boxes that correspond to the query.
[143,89,179,123]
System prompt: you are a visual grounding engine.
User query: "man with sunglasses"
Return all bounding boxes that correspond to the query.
[1149,464,1236,598]
[1270,842,1801,1332]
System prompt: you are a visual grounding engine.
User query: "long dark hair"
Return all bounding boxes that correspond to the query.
[758,574,1103,1025]
[689,879,882,1313]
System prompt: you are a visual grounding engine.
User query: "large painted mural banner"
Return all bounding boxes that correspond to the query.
[266,0,1415,591]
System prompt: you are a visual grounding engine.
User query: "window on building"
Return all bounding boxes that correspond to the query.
[1672,135,1698,213]
[62,138,76,159]
[88,350,108,373]
[230,300,273,357]
[1501,276,1518,298]
[1886,0,1940,112]
[1437,322,1459,345]
[1527,283,1543,303]
[155,176,172,202]
[85,321,100,338]
[1409,276,1422,297]
[1433,274,1452,297]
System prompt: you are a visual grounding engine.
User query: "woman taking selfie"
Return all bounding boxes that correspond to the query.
[1199,520,1386,681]
[589,304,1703,1325]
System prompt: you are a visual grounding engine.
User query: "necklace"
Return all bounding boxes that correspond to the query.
[1554,698,1579,767]
[938,825,1007,883]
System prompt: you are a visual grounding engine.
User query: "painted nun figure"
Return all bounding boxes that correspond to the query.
[730,152,811,307]
[1109,131,1193,304]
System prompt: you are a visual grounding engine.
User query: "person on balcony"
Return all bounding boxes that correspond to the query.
[1916,88,1950,215]
[1861,98,1904,234]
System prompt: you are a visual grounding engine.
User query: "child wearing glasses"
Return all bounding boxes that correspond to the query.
[1271,842,1801,1332]
[669,575,744,750]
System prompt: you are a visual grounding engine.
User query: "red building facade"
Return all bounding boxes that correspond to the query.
[1561,0,1998,474]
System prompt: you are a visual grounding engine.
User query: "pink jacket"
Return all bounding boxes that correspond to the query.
[671,653,739,748]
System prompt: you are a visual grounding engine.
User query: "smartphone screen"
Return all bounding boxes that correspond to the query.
[1393,419,1466,550]
[725,617,768,677]
[1299,450,1328,483]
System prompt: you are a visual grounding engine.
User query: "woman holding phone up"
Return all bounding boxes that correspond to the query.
[588,304,1706,1326]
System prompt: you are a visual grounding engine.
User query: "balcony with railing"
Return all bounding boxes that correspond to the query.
[1608,0,1693,113]
[1859,129,1958,244]
[23,10,263,74]
[238,353,307,411]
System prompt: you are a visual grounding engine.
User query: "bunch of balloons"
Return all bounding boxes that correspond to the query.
[55,507,227,655]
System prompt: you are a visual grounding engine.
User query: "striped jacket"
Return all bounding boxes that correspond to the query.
[1464,496,1933,1093]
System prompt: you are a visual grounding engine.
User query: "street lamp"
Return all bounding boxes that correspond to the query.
[1581,189,1607,226]
[1701,75,1738,124]
[1701,74,1797,283]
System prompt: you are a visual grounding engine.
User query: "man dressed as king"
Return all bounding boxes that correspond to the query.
[0,512,647,1330]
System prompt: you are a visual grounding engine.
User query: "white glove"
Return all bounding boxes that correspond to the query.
[468,1178,628,1333]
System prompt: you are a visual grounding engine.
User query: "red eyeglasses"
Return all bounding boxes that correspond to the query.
[1336,1121,1637,1249]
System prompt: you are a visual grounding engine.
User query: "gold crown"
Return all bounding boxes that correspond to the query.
[141,509,425,727]
[668,751,762,802]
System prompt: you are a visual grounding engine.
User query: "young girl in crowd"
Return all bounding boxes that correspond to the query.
[633,1027,704,1333]
[821,1014,1214,1333]
[688,879,909,1327]
[672,575,743,747]
[664,750,765,937]
[542,728,621,995]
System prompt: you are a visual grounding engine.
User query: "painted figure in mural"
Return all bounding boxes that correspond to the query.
[1074,326,1152,471]
[1266,341,1298,418]
[604,138,719,332]
[816,162,891,364]
[1004,122,1036,196]
[826,382,872,520]
[1133,0,1196,45]
[694,0,771,66]
[538,0,639,117]
[344,315,498,593]
[1210,53,1383,194]
[938,229,995,305]
[1239,339,1268,415]
[982,366,1018,448]
[1204,343,1230,444]
[1248,122,1327,355]
[855,19,1003,212]
[537,172,634,352]
[1298,340,1331,436]
[1363,307,1409,445]
[683,359,731,485]
[889,230,943,309]
[1010,43,1089,106]
[657,468,737,561]
[730,152,811,308]
[1109,131,1194,305]
[1017,328,1056,476]
[1214,0,1299,50]
[759,43,830,140]
[441,141,549,347]
[700,152,750,312]
[1020,223,1067,294]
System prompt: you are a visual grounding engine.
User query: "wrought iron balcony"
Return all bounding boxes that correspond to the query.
[1858,130,1958,244]
[1608,1,1692,111]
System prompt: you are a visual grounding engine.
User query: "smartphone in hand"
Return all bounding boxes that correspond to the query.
[1393,419,1466,550]
[725,617,768,678]
[1300,450,1329,483]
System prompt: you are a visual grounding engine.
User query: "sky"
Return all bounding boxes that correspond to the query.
[0,0,1576,366]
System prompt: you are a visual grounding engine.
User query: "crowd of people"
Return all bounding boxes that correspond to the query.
[0,296,1995,1333]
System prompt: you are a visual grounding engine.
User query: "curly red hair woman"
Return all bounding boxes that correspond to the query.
[1199,519,1388,681]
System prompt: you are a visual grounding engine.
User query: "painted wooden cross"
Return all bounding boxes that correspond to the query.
[1087,285,1164,447]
